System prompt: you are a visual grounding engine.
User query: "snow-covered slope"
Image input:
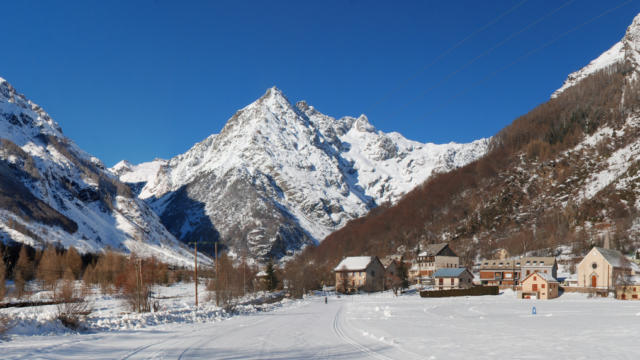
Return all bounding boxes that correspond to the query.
[553,13,640,97]
[0,76,197,266]
[113,87,489,260]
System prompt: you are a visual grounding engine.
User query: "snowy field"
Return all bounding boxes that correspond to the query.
[2,286,640,359]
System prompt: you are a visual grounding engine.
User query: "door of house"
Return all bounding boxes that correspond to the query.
[591,275,597,287]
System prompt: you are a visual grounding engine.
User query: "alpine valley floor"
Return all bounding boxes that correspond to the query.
[3,286,640,359]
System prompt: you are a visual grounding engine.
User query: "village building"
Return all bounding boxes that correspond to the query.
[521,257,558,279]
[382,258,405,283]
[577,247,638,290]
[476,257,557,286]
[433,268,474,290]
[334,256,385,293]
[616,275,640,300]
[409,243,459,285]
[563,274,578,287]
[519,272,559,300]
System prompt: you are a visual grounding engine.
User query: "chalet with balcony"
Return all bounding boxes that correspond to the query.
[409,243,459,285]
[334,256,385,293]
[476,257,557,286]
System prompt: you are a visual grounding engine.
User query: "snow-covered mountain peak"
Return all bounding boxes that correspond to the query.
[114,87,489,260]
[112,160,134,173]
[354,114,375,133]
[252,86,293,114]
[553,13,640,97]
[623,13,640,56]
[1,75,196,266]
[0,77,64,139]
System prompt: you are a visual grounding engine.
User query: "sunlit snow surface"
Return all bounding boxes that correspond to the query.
[552,13,640,98]
[3,287,639,359]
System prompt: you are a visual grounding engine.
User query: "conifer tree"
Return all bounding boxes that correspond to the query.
[14,245,34,297]
[265,260,278,291]
[64,246,83,279]
[37,245,62,290]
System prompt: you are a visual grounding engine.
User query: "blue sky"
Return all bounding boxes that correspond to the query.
[2,0,639,166]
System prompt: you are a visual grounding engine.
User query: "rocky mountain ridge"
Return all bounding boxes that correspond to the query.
[113,88,489,260]
[0,77,196,266]
[553,12,640,97]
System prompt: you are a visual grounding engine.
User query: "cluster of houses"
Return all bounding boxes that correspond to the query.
[333,242,640,301]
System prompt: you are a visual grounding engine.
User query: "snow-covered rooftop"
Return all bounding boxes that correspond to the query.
[523,271,558,283]
[334,256,375,271]
[593,247,632,268]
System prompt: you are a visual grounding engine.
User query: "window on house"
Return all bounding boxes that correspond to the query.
[450,278,454,285]
[533,276,537,281]
[542,284,546,289]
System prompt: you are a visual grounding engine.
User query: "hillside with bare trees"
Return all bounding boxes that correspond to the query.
[284,58,640,287]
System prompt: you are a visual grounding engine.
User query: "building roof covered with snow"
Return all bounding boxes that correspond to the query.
[334,256,380,272]
[476,257,557,269]
[522,271,558,283]
[580,247,634,269]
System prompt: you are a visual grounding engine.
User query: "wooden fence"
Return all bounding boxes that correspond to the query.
[420,286,499,298]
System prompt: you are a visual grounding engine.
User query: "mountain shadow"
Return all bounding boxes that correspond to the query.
[154,185,222,258]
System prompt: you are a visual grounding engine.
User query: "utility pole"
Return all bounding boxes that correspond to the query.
[189,239,217,309]
[215,242,219,307]
[215,242,218,287]
[194,240,198,307]
[136,257,142,313]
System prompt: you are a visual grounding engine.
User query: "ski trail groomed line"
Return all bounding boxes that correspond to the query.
[332,305,393,360]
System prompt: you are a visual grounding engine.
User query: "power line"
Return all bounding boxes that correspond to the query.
[369,0,530,111]
[401,0,577,109]
[418,0,634,122]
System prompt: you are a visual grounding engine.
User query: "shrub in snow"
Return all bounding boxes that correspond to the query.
[0,314,12,337]
[55,280,91,330]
